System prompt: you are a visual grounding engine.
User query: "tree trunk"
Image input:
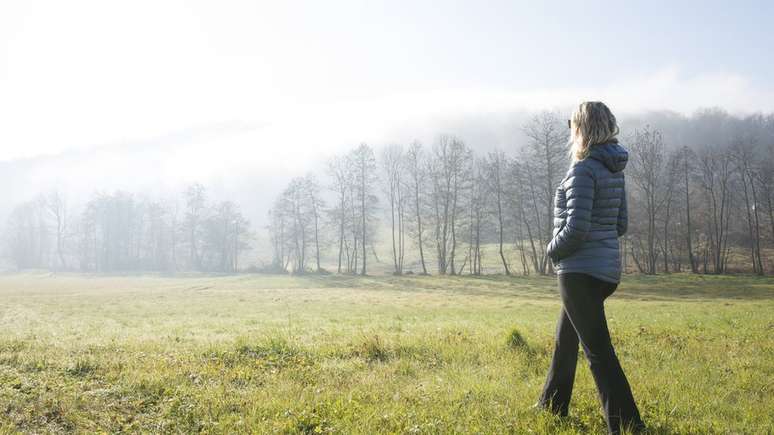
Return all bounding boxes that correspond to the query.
[361,159,367,276]
[684,152,697,273]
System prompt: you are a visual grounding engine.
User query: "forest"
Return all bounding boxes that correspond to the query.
[3,109,773,276]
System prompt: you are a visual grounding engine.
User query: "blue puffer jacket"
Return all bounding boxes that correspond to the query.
[547,141,628,283]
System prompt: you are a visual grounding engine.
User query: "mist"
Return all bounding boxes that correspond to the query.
[3,2,774,433]
[2,104,772,271]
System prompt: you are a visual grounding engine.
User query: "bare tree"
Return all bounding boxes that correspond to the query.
[509,157,532,276]
[351,143,378,275]
[268,203,289,272]
[662,153,681,272]
[522,111,568,274]
[679,146,699,273]
[327,155,353,273]
[183,183,207,270]
[486,150,511,275]
[303,175,325,273]
[403,141,430,275]
[467,157,490,275]
[757,141,774,246]
[428,135,471,274]
[381,144,406,274]
[202,201,250,272]
[42,191,68,270]
[698,146,734,274]
[511,159,542,274]
[628,126,674,274]
[143,200,173,271]
[731,136,765,274]
[289,178,311,273]
[3,200,47,269]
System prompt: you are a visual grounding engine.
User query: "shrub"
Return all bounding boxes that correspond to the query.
[507,327,529,351]
[355,334,390,363]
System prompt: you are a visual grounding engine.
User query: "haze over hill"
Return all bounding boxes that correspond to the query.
[0,107,768,231]
[3,1,774,271]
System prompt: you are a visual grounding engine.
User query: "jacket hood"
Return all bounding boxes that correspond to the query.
[588,142,628,172]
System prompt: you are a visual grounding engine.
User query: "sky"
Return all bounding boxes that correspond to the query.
[1,0,773,164]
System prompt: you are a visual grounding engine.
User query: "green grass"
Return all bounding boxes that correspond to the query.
[0,272,772,434]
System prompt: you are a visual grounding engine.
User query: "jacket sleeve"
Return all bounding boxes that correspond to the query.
[547,164,595,262]
[617,174,628,237]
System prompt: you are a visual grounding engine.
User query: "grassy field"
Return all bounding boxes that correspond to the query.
[0,272,772,434]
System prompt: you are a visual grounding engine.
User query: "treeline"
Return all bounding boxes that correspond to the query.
[626,123,773,275]
[2,184,251,272]
[3,109,773,276]
[269,110,774,276]
[269,112,588,276]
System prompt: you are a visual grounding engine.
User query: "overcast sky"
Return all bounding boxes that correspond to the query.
[2,0,773,163]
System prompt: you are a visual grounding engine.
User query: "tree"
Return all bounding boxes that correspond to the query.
[731,136,765,275]
[303,175,325,273]
[405,141,429,275]
[3,200,47,269]
[428,135,471,275]
[381,144,406,275]
[679,146,699,273]
[697,146,734,274]
[268,202,290,272]
[351,143,378,275]
[522,111,568,274]
[628,126,672,274]
[183,183,207,270]
[327,155,353,273]
[201,201,250,272]
[512,159,542,275]
[486,150,511,275]
[757,141,774,246]
[466,157,491,275]
[43,191,68,271]
[286,178,311,273]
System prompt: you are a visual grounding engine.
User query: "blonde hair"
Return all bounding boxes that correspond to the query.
[569,101,620,161]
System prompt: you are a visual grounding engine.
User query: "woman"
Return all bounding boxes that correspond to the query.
[537,101,645,434]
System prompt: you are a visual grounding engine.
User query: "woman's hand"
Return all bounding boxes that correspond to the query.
[548,250,560,267]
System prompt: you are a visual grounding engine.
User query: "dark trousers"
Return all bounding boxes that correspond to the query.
[538,272,644,434]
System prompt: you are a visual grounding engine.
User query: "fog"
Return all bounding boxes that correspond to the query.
[3,3,774,433]
[0,109,536,231]
[3,1,773,273]
[0,106,764,204]
[2,106,771,263]
[0,107,708,228]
